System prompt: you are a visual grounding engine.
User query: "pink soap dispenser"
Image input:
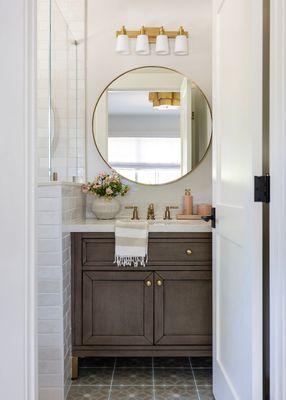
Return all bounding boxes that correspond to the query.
[183,189,193,215]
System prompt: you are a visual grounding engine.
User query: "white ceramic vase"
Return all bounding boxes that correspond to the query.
[91,197,121,220]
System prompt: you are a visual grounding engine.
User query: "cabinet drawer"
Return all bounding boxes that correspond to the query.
[148,237,211,266]
[79,233,211,268]
[82,238,115,266]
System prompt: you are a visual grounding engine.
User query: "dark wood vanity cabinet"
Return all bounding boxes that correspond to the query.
[82,270,154,346]
[72,232,212,357]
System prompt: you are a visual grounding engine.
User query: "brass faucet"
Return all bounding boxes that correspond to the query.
[147,203,155,220]
[163,206,179,220]
[125,206,139,220]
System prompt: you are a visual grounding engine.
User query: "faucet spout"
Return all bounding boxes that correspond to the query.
[147,203,155,220]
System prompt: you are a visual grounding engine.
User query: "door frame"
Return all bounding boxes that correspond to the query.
[269,0,286,398]
[0,0,285,398]
[0,0,37,399]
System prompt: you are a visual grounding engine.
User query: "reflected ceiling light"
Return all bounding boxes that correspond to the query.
[135,26,150,55]
[174,26,189,55]
[116,26,130,55]
[149,92,180,110]
[155,26,169,55]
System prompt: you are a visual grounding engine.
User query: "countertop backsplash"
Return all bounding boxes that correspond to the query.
[85,150,212,220]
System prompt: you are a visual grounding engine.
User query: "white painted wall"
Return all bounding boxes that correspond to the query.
[86,0,212,207]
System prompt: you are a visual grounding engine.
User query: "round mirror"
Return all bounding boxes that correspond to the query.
[92,66,212,185]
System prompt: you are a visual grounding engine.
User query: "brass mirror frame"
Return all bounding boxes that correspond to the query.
[92,66,212,186]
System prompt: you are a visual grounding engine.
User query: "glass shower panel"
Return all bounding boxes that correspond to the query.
[49,0,83,182]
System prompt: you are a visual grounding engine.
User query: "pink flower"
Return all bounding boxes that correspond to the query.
[82,184,89,194]
[106,187,113,195]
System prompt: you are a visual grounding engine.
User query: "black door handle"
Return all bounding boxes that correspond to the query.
[201,207,216,228]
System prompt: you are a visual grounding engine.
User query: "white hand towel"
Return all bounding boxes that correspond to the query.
[114,220,148,267]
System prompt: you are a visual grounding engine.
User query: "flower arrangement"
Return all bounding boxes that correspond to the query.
[82,171,129,199]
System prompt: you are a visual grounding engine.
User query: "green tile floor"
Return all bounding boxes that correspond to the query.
[68,357,214,400]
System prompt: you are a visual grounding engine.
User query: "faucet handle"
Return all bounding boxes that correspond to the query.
[163,205,179,220]
[125,206,140,220]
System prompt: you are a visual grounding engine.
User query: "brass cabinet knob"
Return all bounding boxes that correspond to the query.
[145,280,152,287]
[156,279,163,287]
[186,249,193,256]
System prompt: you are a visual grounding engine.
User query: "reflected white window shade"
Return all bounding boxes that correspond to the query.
[108,137,181,165]
[108,137,181,184]
[115,166,181,185]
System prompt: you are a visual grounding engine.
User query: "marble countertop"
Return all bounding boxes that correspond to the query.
[63,218,212,233]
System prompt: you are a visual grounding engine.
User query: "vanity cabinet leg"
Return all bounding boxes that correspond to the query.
[71,356,78,380]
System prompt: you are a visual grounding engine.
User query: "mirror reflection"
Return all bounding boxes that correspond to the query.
[93,67,212,185]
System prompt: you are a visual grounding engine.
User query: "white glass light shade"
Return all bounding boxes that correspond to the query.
[155,34,169,55]
[174,34,188,55]
[135,34,150,55]
[116,34,130,55]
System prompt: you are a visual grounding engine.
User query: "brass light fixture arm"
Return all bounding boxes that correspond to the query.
[116,26,189,44]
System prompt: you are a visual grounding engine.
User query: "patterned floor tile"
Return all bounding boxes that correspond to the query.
[154,368,195,386]
[116,357,152,368]
[72,368,113,386]
[67,385,109,400]
[190,357,212,368]
[193,369,212,386]
[79,357,115,368]
[155,386,198,400]
[154,357,191,368]
[113,368,153,386]
[110,385,153,400]
[197,386,215,399]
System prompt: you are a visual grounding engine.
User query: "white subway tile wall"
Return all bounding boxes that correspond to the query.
[38,183,85,400]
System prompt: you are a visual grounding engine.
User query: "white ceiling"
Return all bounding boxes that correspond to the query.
[108,91,180,116]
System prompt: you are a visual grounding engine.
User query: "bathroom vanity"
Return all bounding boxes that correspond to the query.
[68,64,214,377]
[69,220,212,367]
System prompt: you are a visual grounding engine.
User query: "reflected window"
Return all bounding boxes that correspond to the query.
[108,137,181,184]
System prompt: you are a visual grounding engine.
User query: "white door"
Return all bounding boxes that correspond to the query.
[180,77,192,174]
[212,0,263,399]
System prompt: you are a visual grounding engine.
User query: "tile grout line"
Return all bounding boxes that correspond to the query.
[107,357,117,400]
[68,384,212,387]
[189,357,201,400]
[152,357,156,400]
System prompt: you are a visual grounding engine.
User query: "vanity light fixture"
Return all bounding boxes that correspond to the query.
[149,92,180,110]
[174,26,189,55]
[115,26,189,55]
[116,26,130,55]
[135,26,150,55]
[155,26,169,55]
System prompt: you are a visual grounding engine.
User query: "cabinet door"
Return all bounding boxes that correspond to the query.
[82,271,153,345]
[154,271,212,346]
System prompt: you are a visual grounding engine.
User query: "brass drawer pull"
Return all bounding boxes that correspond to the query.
[186,249,193,256]
[145,280,152,287]
[156,279,163,287]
